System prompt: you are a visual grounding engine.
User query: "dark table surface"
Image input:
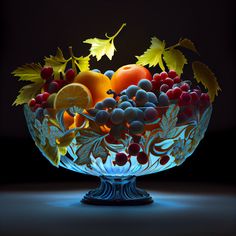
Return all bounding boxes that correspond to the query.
[0,181,235,236]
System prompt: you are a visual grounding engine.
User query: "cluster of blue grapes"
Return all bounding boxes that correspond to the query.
[93,79,162,139]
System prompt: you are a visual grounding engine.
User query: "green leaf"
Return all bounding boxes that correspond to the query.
[13,81,44,106]
[179,38,198,54]
[163,49,187,75]
[83,23,126,61]
[75,129,108,166]
[74,56,90,71]
[44,47,68,77]
[136,37,165,69]
[192,61,221,102]
[12,63,42,82]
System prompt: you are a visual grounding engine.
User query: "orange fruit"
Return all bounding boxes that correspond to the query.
[74,71,112,106]
[54,83,93,110]
[111,64,152,94]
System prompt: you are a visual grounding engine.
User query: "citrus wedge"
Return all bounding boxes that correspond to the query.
[54,83,93,110]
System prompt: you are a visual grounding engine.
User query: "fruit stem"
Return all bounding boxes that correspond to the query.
[69,46,77,74]
[105,23,126,40]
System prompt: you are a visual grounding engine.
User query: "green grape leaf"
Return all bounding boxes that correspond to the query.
[83,23,126,61]
[74,56,90,71]
[179,38,198,54]
[75,129,108,166]
[13,81,44,106]
[12,63,42,82]
[163,49,187,76]
[192,61,221,102]
[44,47,68,77]
[136,37,165,70]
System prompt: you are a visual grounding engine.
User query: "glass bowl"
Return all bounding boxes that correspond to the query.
[24,103,212,205]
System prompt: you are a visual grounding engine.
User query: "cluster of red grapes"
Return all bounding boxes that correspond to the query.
[28,66,76,119]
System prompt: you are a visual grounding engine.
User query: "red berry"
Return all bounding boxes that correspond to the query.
[179,92,192,106]
[137,152,149,164]
[48,81,60,94]
[151,80,158,90]
[180,83,190,92]
[172,87,182,99]
[153,73,161,82]
[29,98,36,107]
[166,89,174,99]
[115,153,128,166]
[193,89,202,96]
[190,91,200,104]
[164,78,174,88]
[42,92,50,101]
[160,84,169,93]
[173,76,181,84]
[35,94,44,104]
[160,71,168,80]
[160,155,170,165]
[128,143,140,156]
[41,67,53,79]
[65,69,76,83]
[168,70,178,79]
[200,93,210,105]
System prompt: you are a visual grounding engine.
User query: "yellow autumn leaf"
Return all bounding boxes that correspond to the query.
[136,37,165,70]
[163,49,187,76]
[192,61,221,102]
[74,56,90,71]
[179,38,198,54]
[83,23,126,61]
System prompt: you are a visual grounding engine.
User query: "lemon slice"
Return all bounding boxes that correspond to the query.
[54,83,93,110]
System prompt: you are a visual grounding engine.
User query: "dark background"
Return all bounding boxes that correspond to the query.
[0,0,235,186]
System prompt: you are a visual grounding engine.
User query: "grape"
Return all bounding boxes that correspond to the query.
[118,101,132,110]
[193,88,202,96]
[42,92,50,101]
[128,143,140,156]
[65,69,76,83]
[200,93,210,106]
[190,91,200,104]
[173,76,181,84]
[124,107,137,122]
[168,70,178,78]
[135,108,144,121]
[115,153,128,166]
[126,85,139,98]
[129,120,144,135]
[110,124,125,139]
[144,107,158,122]
[111,108,125,124]
[166,89,174,100]
[160,155,170,165]
[179,92,192,106]
[120,89,127,95]
[128,99,136,107]
[135,89,148,106]
[180,83,190,92]
[153,73,161,81]
[137,152,148,164]
[48,81,60,94]
[159,93,169,106]
[29,98,36,107]
[103,97,117,109]
[119,95,129,102]
[160,84,169,93]
[172,87,182,99]
[151,80,158,90]
[35,94,44,104]
[41,66,53,79]
[160,71,168,80]
[95,102,105,110]
[164,78,174,88]
[147,92,158,104]
[104,70,114,79]
[46,93,56,108]
[144,102,156,108]
[92,69,101,73]
[95,110,110,125]
[138,79,152,92]
[35,107,44,120]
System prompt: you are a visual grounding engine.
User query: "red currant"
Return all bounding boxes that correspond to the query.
[42,92,50,101]
[164,78,174,88]
[168,70,178,79]
[173,76,181,84]
[128,143,140,156]
[160,155,170,165]
[160,71,168,80]
[137,152,149,164]
[29,98,36,107]
[153,73,161,82]
[180,83,190,92]
[115,153,128,166]
[172,87,182,99]
[166,89,174,100]
[35,94,44,104]
[65,69,76,83]
[41,67,53,79]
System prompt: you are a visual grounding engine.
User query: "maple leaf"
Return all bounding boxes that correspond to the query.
[83,23,126,61]
[192,61,221,102]
[136,37,165,70]
[163,49,187,75]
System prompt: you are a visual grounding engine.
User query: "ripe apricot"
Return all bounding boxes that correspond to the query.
[111,64,152,94]
[74,71,112,106]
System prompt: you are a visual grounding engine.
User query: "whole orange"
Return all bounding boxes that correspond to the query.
[111,64,152,94]
[74,71,112,106]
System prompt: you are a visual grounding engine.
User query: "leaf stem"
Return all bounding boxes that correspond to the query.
[105,23,126,39]
[165,43,180,51]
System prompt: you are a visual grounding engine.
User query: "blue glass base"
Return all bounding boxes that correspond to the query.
[81,176,153,205]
